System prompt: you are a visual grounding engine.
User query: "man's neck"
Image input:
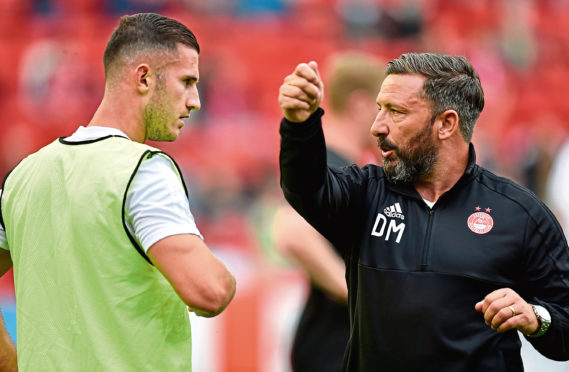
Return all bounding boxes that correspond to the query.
[414,144,470,203]
[88,93,146,143]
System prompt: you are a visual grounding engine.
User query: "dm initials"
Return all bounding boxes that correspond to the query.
[371,213,405,243]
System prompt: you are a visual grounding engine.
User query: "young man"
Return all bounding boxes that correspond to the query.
[274,52,384,372]
[0,13,235,371]
[278,53,569,370]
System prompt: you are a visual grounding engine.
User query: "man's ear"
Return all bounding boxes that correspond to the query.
[436,109,459,140]
[135,64,153,95]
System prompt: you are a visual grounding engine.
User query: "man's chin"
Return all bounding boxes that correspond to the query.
[383,163,395,179]
[148,133,179,142]
[382,158,396,170]
[164,134,179,142]
[383,162,412,184]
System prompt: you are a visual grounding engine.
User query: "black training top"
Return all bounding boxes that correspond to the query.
[279,108,569,371]
[291,148,351,372]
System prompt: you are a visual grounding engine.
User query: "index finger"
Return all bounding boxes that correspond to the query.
[294,62,320,85]
[478,288,514,313]
[308,61,322,84]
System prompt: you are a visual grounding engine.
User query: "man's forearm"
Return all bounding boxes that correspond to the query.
[279,108,328,195]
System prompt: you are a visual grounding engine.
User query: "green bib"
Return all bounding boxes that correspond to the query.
[1,136,191,371]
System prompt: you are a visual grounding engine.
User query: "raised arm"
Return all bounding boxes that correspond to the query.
[279,61,329,200]
[278,62,365,250]
[148,234,236,318]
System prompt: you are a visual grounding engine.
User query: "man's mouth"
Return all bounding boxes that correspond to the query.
[381,148,394,158]
[179,115,190,128]
[378,139,396,159]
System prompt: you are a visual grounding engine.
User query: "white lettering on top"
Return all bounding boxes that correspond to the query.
[371,213,406,244]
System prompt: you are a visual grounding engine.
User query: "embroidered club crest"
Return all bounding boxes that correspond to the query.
[467,207,494,234]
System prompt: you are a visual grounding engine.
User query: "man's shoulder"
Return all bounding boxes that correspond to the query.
[7,138,61,172]
[8,138,168,181]
[60,136,164,161]
[329,163,387,195]
[475,165,554,222]
[476,166,536,200]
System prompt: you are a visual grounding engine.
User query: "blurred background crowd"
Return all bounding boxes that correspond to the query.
[0,0,568,371]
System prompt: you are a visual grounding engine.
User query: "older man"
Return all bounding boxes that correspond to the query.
[278,53,569,371]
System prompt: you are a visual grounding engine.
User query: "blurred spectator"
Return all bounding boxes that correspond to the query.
[499,0,538,71]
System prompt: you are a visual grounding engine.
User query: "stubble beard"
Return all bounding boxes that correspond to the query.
[143,104,176,142]
[143,79,177,142]
[380,122,438,184]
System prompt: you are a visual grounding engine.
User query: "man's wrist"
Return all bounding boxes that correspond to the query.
[280,108,325,140]
[283,107,324,125]
[527,304,551,338]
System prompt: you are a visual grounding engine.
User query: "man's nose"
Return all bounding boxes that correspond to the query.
[370,111,388,137]
[187,88,201,111]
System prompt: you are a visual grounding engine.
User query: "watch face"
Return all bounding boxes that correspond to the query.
[535,305,552,323]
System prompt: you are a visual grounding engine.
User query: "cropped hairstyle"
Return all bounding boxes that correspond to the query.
[386,53,484,142]
[103,13,200,79]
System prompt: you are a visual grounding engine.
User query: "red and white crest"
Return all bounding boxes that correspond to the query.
[467,211,494,234]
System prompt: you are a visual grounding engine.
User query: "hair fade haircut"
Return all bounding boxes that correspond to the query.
[103,13,200,79]
[386,53,484,142]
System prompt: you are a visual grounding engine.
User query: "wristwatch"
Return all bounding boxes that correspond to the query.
[527,305,551,338]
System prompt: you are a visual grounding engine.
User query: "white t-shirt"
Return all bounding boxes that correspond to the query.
[423,199,435,209]
[0,126,202,252]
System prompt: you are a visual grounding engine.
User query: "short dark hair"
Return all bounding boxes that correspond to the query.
[386,53,484,142]
[103,13,200,79]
